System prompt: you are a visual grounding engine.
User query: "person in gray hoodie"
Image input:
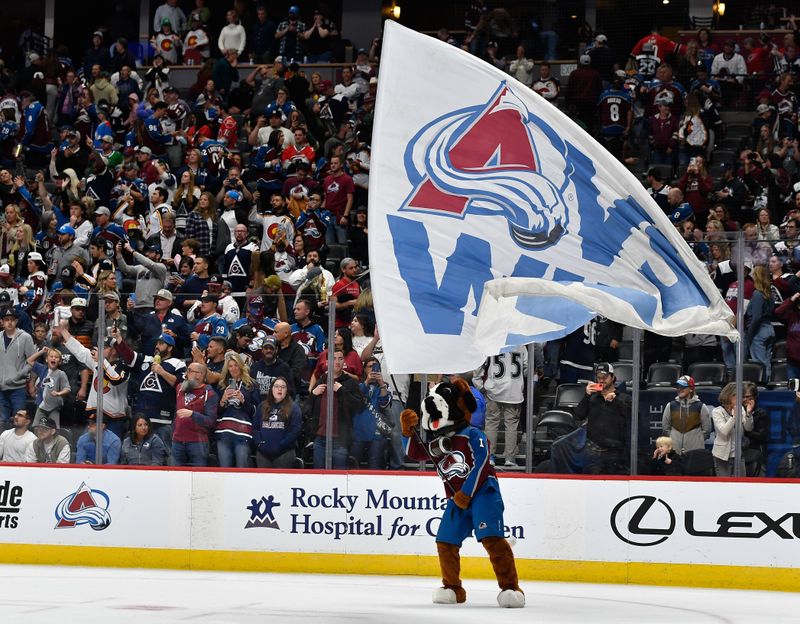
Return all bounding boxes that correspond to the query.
[116,240,168,311]
[661,375,712,455]
[0,308,35,428]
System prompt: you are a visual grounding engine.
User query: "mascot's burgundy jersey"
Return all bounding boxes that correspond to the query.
[405,425,497,499]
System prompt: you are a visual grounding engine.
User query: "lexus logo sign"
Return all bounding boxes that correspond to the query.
[610,496,676,546]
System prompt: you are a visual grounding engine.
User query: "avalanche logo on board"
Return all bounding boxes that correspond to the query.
[54,482,112,531]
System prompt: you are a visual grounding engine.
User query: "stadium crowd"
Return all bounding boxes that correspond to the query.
[1,1,800,476]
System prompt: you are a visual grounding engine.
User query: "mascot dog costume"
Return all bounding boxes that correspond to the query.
[400,378,525,608]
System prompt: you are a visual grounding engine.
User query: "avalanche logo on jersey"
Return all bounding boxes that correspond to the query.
[227,255,247,277]
[54,482,112,531]
[400,82,574,250]
[440,450,470,479]
[140,361,163,392]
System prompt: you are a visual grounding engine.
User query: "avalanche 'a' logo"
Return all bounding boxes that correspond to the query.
[54,482,112,531]
[401,82,574,250]
[440,451,470,479]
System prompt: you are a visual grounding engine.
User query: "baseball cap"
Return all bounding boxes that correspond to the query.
[58,224,76,236]
[136,146,152,155]
[579,54,591,65]
[100,135,114,143]
[154,288,174,302]
[288,5,299,14]
[757,103,770,114]
[61,266,76,278]
[200,294,219,304]
[104,291,120,302]
[208,274,223,285]
[675,375,695,389]
[98,259,114,272]
[262,335,279,350]
[2,307,18,318]
[594,362,615,376]
[144,242,162,255]
[70,297,87,308]
[157,333,176,347]
[595,34,608,43]
[95,206,111,217]
[274,56,285,65]
[28,252,43,263]
[191,11,202,21]
[35,416,57,430]
[0,264,9,276]
[161,17,171,25]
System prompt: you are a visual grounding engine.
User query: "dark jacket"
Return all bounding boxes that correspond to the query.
[775,298,800,365]
[253,400,302,458]
[574,390,631,450]
[303,374,362,448]
[120,433,167,465]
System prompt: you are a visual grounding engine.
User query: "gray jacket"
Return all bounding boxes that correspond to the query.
[662,394,712,455]
[120,434,167,466]
[51,242,90,278]
[0,329,35,390]
[118,250,168,309]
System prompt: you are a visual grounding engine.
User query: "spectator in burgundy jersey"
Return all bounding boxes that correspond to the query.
[566,55,602,130]
[322,155,354,245]
[329,257,360,329]
[172,362,218,466]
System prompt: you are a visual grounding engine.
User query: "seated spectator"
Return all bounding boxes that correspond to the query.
[675,155,713,226]
[745,265,775,379]
[661,375,711,455]
[649,102,679,167]
[710,40,746,106]
[532,63,560,103]
[0,409,36,462]
[253,376,302,468]
[120,416,167,465]
[650,436,683,476]
[76,416,122,465]
[28,416,71,464]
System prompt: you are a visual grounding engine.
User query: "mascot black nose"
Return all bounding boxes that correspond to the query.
[424,395,442,422]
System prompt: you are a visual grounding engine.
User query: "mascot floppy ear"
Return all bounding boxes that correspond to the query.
[451,377,477,421]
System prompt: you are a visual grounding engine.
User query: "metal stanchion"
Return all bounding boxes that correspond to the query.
[324,295,337,470]
[525,343,535,473]
[734,233,745,477]
[95,293,106,465]
[630,328,642,476]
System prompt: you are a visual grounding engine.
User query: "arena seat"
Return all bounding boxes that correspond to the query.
[531,410,575,464]
[646,362,681,388]
[773,340,787,362]
[554,383,586,412]
[682,448,715,476]
[687,362,726,386]
[742,362,765,385]
[769,362,788,389]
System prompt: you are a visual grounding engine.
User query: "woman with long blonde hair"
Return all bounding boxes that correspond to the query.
[9,223,35,280]
[172,170,201,233]
[215,352,260,468]
[745,264,775,379]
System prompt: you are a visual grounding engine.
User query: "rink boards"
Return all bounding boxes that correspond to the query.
[0,465,799,591]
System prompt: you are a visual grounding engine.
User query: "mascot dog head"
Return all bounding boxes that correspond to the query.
[420,378,477,438]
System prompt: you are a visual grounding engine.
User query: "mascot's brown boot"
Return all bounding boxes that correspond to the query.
[433,542,467,604]
[482,537,525,608]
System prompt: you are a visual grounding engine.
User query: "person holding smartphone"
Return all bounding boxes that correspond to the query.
[573,362,632,475]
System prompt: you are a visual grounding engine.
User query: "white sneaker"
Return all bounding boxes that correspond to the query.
[432,587,458,604]
[503,459,517,467]
[497,589,525,608]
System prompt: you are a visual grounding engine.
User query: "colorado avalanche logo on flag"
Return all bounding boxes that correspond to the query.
[402,83,572,250]
[368,22,736,374]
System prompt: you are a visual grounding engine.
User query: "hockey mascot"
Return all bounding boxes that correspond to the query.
[400,378,525,608]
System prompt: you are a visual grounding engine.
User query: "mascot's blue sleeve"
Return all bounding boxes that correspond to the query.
[461,427,490,498]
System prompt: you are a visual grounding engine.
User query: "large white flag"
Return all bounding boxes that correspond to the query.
[368,22,736,374]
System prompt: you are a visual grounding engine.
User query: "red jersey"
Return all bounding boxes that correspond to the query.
[173,383,219,443]
[631,34,681,60]
[282,143,316,166]
[332,277,360,328]
[745,46,772,75]
[323,172,355,219]
[217,115,239,151]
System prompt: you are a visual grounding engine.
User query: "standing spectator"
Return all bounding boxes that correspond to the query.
[661,375,712,456]
[273,321,307,393]
[151,19,182,66]
[532,62,560,102]
[589,34,616,84]
[745,264,775,379]
[711,383,754,477]
[307,349,362,469]
[0,308,34,428]
[275,6,307,62]
[710,40,747,106]
[183,12,210,64]
[28,416,70,463]
[116,241,168,311]
[508,45,534,87]
[184,192,217,258]
[742,382,769,476]
[254,376,301,467]
[322,155,354,244]
[330,258,361,329]
[303,9,335,63]
[212,49,241,102]
[76,417,122,465]
[218,9,247,58]
[27,347,70,427]
[567,55,603,130]
[351,357,392,469]
[215,353,259,468]
[251,336,295,401]
[0,409,36,461]
[250,5,277,63]
[172,362,219,466]
[675,155,713,226]
[153,0,187,35]
[473,346,527,467]
[677,95,708,167]
[83,32,111,76]
[120,416,167,465]
[573,363,631,474]
[649,102,679,167]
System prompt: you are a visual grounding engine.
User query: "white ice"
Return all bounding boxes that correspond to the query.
[1,564,799,623]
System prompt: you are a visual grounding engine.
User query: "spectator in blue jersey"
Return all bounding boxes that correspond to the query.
[19,92,53,169]
[212,49,240,103]
[76,416,122,465]
[116,332,185,448]
[91,206,126,244]
[190,293,229,349]
[254,376,302,467]
[215,352,259,467]
[291,298,326,377]
[597,71,633,161]
[142,102,172,158]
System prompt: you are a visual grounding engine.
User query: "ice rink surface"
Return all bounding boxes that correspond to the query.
[2,564,799,623]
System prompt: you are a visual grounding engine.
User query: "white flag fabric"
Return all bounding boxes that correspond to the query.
[368,22,737,374]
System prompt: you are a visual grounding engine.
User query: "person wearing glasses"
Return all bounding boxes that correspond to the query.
[253,376,301,468]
